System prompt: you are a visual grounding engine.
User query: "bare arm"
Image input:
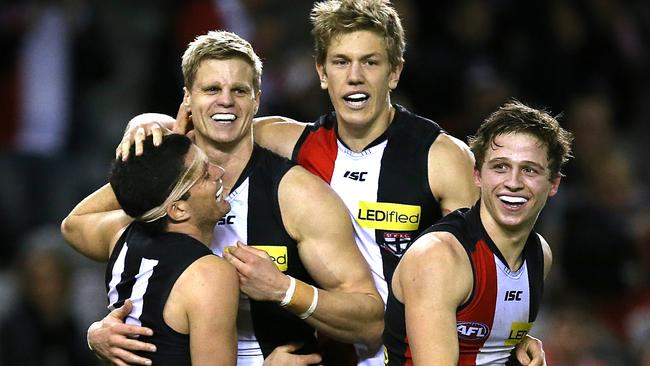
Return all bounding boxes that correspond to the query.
[393,231,473,365]
[61,184,156,364]
[253,116,307,159]
[428,134,479,215]
[180,256,239,366]
[282,167,384,347]
[60,183,131,262]
[225,166,384,348]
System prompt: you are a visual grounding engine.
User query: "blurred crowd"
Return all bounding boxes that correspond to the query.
[0,0,648,365]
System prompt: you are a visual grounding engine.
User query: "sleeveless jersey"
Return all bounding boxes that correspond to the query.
[210,144,319,365]
[293,104,443,302]
[105,222,213,366]
[384,203,545,366]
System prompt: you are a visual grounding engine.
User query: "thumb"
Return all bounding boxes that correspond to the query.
[275,342,303,354]
[110,299,133,320]
[516,346,532,365]
[173,102,193,134]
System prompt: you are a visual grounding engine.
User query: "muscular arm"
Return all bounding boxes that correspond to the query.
[225,166,384,348]
[180,256,239,366]
[60,183,131,261]
[428,134,478,215]
[252,116,306,159]
[281,166,384,347]
[393,232,473,365]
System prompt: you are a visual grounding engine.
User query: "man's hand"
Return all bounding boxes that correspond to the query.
[513,334,546,366]
[115,100,196,161]
[223,241,290,302]
[88,299,156,366]
[263,344,322,366]
[115,118,172,161]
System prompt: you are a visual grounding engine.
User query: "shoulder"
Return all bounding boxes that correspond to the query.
[427,134,478,212]
[402,231,467,271]
[429,133,475,165]
[279,165,332,196]
[277,165,349,237]
[395,231,472,304]
[253,116,308,159]
[535,233,553,279]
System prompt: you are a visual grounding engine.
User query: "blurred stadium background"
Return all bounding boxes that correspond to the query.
[0,0,648,364]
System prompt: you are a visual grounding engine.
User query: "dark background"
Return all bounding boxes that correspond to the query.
[0,1,648,364]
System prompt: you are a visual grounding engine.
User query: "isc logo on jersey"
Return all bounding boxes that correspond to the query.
[505,322,533,346]
[225,245,288,272]
[457,321,490,342]
[356,201,421,231]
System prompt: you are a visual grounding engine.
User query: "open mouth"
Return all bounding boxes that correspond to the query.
[211,113,236,123]
[215,182,224,202]
[343,93,369,107]
[499,195,528,208]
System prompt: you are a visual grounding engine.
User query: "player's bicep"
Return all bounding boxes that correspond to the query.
[279,167,373,294]
[61,210,130,262]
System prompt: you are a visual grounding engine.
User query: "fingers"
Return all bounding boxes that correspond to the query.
[236,241,269,259]
[110,347,153,366]
[151,124,163,147]
[173,102,192,134]
[301,352,323,364]
[273,342,302,353]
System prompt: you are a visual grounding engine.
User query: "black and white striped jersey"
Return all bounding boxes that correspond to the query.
[105,222,213,365]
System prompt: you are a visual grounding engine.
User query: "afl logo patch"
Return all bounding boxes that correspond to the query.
[457,322,490,342]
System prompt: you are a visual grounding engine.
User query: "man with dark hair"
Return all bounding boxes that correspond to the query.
[61,134,239,365]
[384,100,573,365]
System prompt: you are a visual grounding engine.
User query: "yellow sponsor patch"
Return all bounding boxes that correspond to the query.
[356,201,421,231]
[226,245,288,272]
[505,322,533,346]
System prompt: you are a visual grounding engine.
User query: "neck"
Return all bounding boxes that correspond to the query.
[479,206,534,271]
[166,223,214,248]
[195,132,254,195]
[337,104,395,152]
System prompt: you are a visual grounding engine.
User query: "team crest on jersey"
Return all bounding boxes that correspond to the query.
[457,321,490,342]
[381,232,412,256]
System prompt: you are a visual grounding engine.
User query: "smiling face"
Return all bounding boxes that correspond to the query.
[316,30,402,132]
[184,58,260,150]
[475,132,560,232]
[183,145,230,227]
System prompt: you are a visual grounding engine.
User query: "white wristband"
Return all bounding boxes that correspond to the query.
[280,276,296,307]
[299,286,318,320]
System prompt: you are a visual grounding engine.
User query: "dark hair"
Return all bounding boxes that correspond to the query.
[468,100,574,180]
[109,134,192,233]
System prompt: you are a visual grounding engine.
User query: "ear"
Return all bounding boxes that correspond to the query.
[548,176,561,197]
[253,89,261,115]
[472,166,482,188]
[315,61,328,90]
[167,201,191,222]
[183,87,191,110]
[388,61,404,90]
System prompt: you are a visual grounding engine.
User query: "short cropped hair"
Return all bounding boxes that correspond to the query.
[311,0,405,70]
[181,30,263,92]
[109,134,192,233]
[468,100,574,180]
